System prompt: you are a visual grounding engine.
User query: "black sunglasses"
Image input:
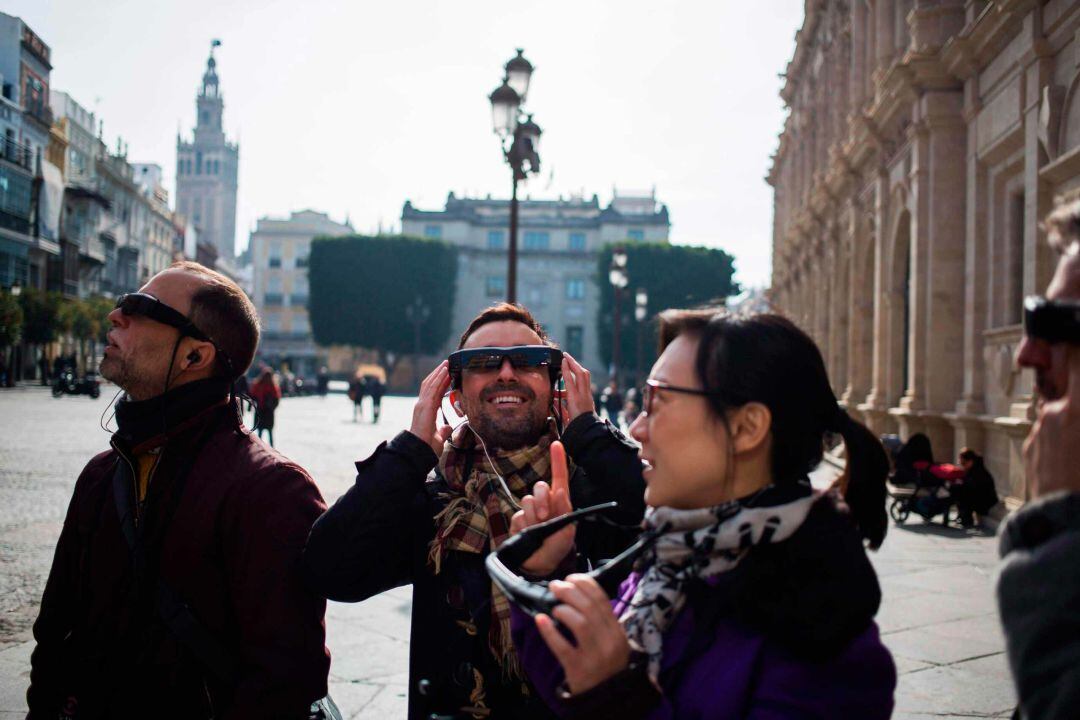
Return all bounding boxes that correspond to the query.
[485,502,655,618]
[1024,295,1080,345]
[116,293,209,341]
[449,345,563,386]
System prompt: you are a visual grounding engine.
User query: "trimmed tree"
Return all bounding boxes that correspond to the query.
[308,235,457,380]
[0,290,22,350]
[597,243,739,382]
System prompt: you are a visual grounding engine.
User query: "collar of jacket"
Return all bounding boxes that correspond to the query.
[113,377,234,453]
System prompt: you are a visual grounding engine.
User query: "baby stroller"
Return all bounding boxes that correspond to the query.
[884,433,961,526]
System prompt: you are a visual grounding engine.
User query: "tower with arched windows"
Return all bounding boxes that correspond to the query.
[176,40,239,261]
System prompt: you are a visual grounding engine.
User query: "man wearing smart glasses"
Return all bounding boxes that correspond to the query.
[26,262,332,719]
[304,302,645,720]
[998,198,1080,720]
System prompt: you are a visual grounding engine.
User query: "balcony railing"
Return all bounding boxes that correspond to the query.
[0,138,32,171]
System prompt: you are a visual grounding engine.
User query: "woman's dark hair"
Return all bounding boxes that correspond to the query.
[657,309,889,549]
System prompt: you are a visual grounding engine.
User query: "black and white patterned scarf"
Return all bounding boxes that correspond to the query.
[619,481,818,684]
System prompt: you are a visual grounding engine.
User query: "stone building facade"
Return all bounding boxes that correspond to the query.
[249,210,353,378]
[769,0,1080,504]
[401,190,670,378]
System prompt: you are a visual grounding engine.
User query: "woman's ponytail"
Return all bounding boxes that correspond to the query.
[830,408,889,549]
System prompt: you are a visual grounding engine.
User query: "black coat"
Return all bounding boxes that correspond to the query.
[302,413,646,720]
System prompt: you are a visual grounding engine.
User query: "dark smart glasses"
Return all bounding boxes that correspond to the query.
[485,502,655,618]
[116,293,236,376]
[116,293,210,340]
[1024,296,1080,345]
[448,345,563,387]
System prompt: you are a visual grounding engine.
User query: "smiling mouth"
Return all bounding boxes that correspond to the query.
[489,394,526,406]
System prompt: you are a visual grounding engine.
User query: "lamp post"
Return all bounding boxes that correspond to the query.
[608,247,629,386]
[404,295,430,392]
[6,280,20,387]
[489,49,541,304]
[634,288,648,385]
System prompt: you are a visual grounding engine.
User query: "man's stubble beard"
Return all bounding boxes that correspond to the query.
[100,348,165,401]
[467,399,550,451]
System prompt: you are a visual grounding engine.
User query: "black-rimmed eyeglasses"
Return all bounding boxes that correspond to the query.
[642,378,722,415]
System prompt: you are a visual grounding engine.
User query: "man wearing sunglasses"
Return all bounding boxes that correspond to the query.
[304,302,645,720]
[26,262,331,719]
[998,199,1080,720]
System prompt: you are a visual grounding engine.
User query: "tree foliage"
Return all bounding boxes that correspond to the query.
[18,288,65,345]
[596,243,739,379]
[0,290,22,348]
[308,235,457,357]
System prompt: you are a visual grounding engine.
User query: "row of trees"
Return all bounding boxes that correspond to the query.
[596,244,738,374]
[308,235,458,375]
[0,288,114,375]
[307,234,738,382]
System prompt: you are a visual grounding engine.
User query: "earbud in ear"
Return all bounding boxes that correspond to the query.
[450,390,463,412]
[187,351,201,364]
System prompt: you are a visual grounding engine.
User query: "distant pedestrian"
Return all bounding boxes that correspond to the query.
[348,372,365,422]
[365,374,385,423]
[953,448,999,527]
[998,198,1080,719]
[250,367,282,447]
[25,260,330,718]
[317,366,329,396]
[600,379,622,422]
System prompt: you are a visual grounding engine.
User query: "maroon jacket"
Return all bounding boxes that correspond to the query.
[27,379,329,719]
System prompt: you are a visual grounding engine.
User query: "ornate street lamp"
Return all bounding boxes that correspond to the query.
[634,288,648,385]
[609,248,629,385]
[489,49,541,303]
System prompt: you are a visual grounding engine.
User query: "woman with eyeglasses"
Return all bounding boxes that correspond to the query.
[508,310,896,719]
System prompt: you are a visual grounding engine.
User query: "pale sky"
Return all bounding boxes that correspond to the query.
[10,0,803,288]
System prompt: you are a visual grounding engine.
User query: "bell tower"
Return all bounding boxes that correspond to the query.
[176,39,240,261]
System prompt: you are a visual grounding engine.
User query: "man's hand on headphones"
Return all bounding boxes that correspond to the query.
[561,353,596,424]
[409,361,453,457]
[510,440,575,576]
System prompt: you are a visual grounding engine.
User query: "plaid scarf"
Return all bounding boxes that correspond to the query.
[619,481,818,685]
[428,421,571,678]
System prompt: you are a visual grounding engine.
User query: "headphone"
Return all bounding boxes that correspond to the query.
[186,350,201,365]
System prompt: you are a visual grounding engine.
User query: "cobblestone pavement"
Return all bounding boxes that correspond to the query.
[0,386,1016,718]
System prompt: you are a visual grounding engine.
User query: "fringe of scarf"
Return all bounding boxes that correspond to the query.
[428,421,572,679]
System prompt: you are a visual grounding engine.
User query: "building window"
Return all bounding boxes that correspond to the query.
[424,225,442,239]
[264,311,282,331]
[487,230,506,249]
[569,232,586,252]
[268,257,281,268]
[290,292,309,307]
[485,275,506,298]
[565,278,585,301]
[523,231,550,250]
[627,229,645,241]
[566,326,584,358]
[296,255,308,268]
[292,314,310,336]
[196,151,202,175]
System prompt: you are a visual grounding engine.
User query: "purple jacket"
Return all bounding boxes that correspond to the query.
[511,497,897,719]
